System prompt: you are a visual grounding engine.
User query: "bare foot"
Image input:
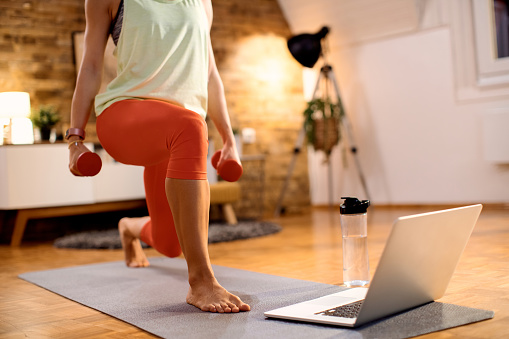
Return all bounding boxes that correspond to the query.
[186,279,251,313]
[118,217,150,268]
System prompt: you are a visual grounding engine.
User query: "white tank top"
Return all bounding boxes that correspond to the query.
[95,0,209,119]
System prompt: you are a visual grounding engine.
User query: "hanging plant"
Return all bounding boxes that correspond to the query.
[303,97,344,158]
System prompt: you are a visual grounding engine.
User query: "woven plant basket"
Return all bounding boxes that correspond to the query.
[312,117,340,155]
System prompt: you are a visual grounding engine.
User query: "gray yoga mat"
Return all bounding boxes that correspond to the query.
[19,258,493,339]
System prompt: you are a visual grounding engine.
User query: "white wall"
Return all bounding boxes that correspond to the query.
[278,0,509,205]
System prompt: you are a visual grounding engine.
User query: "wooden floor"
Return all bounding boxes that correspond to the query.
[1,205,508,338]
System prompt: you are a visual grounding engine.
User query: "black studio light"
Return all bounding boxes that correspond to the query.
[287,26,330,68]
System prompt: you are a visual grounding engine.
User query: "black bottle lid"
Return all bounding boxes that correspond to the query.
[340,197,370,214]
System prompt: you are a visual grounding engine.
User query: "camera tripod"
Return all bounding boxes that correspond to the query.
[273,64,371,217]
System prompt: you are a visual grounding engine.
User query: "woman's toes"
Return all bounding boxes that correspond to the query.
[203,304,216,312]
[239,303,251,312]
[227,302,239,313]
[221,303,231,313]
[214,304,225,313]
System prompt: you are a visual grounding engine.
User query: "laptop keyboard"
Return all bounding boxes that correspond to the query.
[315,300,364,318]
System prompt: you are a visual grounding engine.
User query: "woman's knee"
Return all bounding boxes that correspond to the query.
[166,112,208,180]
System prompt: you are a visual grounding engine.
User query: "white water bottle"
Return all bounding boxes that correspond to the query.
[340,197,370,287]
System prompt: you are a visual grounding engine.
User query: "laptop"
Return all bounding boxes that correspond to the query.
[264,204,483,327]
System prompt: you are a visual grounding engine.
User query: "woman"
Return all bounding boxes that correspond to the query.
[67,0,249,313]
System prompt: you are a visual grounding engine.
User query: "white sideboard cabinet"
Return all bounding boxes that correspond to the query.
[0,143,146,246]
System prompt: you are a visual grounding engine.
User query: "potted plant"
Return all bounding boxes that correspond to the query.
[303,97,344,159]
[31,106,61,141]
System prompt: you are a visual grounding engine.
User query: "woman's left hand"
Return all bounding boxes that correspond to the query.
[217,140,241,169]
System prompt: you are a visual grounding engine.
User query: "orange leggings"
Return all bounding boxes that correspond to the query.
[96,99,208,258]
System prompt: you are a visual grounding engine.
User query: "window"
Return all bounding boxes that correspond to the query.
[472,0,509,87]
[494,0,509,58]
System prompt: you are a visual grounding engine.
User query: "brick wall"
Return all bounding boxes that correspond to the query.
[0,0,310,216]
[0,0,85,113]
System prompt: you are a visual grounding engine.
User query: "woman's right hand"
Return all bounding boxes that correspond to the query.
[68,138,93,176]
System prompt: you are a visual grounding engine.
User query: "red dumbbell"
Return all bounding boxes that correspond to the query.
[211,150,243,182]
[76,151,102,176]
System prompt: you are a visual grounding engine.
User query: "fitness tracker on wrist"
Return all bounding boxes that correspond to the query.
[65,128,86,140]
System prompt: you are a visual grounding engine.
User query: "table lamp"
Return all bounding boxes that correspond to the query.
[0,92,34,145]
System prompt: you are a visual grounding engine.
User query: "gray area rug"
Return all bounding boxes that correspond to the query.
[53,221,282,249]
[19,258,493,339]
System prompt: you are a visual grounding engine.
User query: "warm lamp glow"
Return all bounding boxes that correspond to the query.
[0,92,34,144]
[232,35,300,98]
[10,118,34,144]
[0,92,31,118]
